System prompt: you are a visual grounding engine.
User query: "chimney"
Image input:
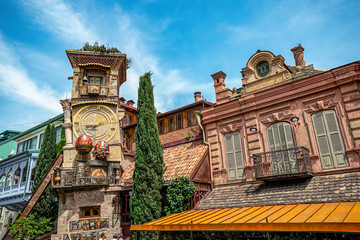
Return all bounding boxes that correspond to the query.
[211,71,227,93]
[127,100,135,107]
[194,92,201,102]
[291,44,306,67]
[211,71,232,104]
[119,97,126,104]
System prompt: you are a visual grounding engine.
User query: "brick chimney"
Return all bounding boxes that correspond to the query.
[211,71,227,93]
[194,92,201,102]
[126,100,135,107]
[291,44,306,67]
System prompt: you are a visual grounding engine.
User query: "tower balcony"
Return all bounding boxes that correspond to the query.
[253,146,313,181]
[52,167,109,189]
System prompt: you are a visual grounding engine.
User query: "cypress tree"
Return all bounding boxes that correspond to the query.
[32,124,57,189]
[31,123,58,221]
[130,72,165,240]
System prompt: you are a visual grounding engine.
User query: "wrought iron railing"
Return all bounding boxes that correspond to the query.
[253,146,313,180]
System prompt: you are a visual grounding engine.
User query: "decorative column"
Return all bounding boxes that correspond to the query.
[60,99,73,148]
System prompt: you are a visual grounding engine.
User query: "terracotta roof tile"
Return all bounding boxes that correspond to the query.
[196,172,360,209]
[119,140,208,187]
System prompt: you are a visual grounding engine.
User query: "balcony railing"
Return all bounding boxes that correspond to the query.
[53,168,109,188]
[253,146,313,181]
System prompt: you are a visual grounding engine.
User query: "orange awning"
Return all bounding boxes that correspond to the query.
[131,201,360,233]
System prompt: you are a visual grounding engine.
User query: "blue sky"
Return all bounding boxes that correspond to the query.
[0,0,359,133]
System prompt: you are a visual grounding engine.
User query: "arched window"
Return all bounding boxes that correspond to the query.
[14,165,21,185]
[5,169,13,187]
[224,131,245,180]
[0,172,5,188]
[22,164,28,183]
[312,110,348,169]
[266,122,296,175]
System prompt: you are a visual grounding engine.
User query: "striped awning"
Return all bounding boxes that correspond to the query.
[131,201,360,233]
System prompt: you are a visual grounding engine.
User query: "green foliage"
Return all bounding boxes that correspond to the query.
[81,41,121,53]
[130,72,165,240]
[164,176,195,215]
[33,124,57,190]
[56,127,65,154]
[80,42,131,69]
[31,124,58,221]
[184,135,194,140]
[32,185,58,222]
[7,214,52,240]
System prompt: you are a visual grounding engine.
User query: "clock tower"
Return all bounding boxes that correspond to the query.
[53,49,127,240]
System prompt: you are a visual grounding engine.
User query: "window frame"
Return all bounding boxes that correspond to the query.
[81,206,101,218]
[158,120,164,134]
[176,114,183,130]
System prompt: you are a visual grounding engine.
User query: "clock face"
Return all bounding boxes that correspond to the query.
[73,104,118,142]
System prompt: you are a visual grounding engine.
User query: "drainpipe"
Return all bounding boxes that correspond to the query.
[196,114,209,147]
[22,152,32,201]
[196,113,214,190]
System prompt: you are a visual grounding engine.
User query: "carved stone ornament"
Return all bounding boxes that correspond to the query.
[303,99,338,113]
[261,111,293,125]
[219,121,242,134]
[60,99,71,111]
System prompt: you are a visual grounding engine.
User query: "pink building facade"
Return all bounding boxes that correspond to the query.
[202,46,360,186]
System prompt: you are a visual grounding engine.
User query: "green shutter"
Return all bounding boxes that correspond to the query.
[312,110,348,169]
[225,132,244,180]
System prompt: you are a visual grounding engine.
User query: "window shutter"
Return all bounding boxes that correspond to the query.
[267,126,276,151]
[312,112,334,169]
[312,110,348,169]
[225,134,236,180]
[323,110,348,168]
[233,132,245,179]
[225,132,245,180]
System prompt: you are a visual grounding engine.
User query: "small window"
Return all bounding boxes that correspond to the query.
[38,133,44,149]
[17,142,24,154]
[168,117,174,132]
[176,114,183,130]
[81,206,100,218]
[128,115,132,125]
[158,120,164,134]
[30,136,37,150]
[187,111,195,127]
[56,126,62,143]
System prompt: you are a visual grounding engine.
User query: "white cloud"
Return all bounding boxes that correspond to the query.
[20,0,99,44]
[0,35,62,112]
[20,1,210,112]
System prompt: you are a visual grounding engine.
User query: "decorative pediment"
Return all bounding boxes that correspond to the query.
[241,51,292,94]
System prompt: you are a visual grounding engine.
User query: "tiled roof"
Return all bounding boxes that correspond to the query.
[196,172,360,209]
[119,139,208,187]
